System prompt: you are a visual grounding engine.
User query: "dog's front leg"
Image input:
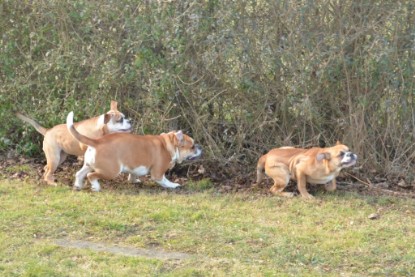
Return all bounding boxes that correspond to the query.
[296,174,314,199]
[325,179,337,192]
[155,175,180,189]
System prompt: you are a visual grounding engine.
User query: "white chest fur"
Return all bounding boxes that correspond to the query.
[121,165,149,176]
[307,174,335,185]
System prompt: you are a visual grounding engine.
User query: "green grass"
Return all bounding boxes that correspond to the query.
[1,174,415,276]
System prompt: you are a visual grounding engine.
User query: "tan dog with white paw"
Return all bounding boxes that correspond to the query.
[16,101,131,185]
[66,111,202,192]
[256,142,357,199]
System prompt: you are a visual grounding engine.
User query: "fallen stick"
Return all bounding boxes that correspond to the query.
[344,172,415,199]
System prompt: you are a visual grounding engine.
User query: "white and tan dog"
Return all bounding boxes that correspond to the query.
[256,142,357,199]
[66,111,202,192]
[17,101,131,185]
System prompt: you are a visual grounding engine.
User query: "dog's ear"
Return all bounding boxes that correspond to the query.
[316,152,331,161]
[175,130,184,143]
[98,114,112,125]
[110,100,118,111]
[336,140,341,145]
[104,114,112,124]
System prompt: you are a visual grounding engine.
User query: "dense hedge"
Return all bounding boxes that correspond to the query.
[1,0,414,182]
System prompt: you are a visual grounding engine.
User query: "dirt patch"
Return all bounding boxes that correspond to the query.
[54,239,191,260]
[1,154,414,198]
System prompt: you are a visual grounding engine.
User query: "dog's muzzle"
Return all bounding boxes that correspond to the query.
[119,119,132,133]
[119,127,132,133]
[187,144,202,161]
[341,152,357,167]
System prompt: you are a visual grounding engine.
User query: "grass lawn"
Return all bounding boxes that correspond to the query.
[1,169,415,276]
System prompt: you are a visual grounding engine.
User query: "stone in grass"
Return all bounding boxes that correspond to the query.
[368,213,380,220]
[397,179,412,189]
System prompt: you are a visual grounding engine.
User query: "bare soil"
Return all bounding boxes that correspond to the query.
[54,239,191,260]
[1,154,415,199]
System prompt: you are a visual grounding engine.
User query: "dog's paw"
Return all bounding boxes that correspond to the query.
[168,183,181,189]
[301,194,315,200]
[73,185,82,191]
[73,180,84,191]
[45,179,58,186]
[281,192,295,198]
[156,177,181,189]
[324,183,336,192]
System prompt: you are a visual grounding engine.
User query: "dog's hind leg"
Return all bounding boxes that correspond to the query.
[266,163,293,197]
[270,182,294,197]
[86,172,103,192]
[86,168,119,192]
[74,164,91,190]
[58,151,68,167]
[43,147,60,185]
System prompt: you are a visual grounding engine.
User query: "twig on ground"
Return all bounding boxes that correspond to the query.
[344,172,415,199]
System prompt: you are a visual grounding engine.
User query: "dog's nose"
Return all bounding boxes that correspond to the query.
[194,144,202,155]
[346,152,357,161]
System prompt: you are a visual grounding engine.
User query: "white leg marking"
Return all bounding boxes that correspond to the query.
[84,147,96,165]
[156,175,180,189]
[74,165,91,190]
[90,179,101,192]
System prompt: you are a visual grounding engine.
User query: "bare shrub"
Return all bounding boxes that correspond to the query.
[1,0,414,183]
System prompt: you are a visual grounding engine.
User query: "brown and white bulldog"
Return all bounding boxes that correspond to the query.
[255,142,357,199]
[66,111,202,192]
[16,101,132,185]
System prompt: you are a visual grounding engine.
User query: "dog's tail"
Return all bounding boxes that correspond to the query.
[256,154,267,184]
[66,111,98,147]
[16,112,48,136]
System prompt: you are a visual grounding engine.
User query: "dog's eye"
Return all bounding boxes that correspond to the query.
[339,151,345,157]
[117,118,124,123]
